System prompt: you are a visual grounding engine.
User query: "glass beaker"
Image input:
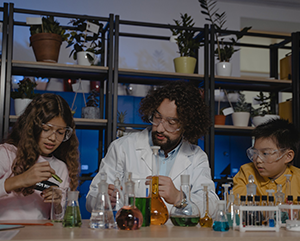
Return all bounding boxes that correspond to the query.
[170,174,200,227]
[89,172,115,229]
[62,190,82,227]
[213,200,229,232]
[199,184,212,227]
[150,146,169,225]
[116,172,143,230]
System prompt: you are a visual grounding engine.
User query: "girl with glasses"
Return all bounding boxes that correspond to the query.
[0,93,79,220]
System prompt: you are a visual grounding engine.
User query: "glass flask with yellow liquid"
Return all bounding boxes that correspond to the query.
[150,146,169,225]
[199,184,213,227]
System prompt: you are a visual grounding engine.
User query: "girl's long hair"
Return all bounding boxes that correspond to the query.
[6,93,80,196]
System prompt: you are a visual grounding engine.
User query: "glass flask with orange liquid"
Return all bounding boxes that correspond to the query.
[199,184,213,227]
[150,146,169,225]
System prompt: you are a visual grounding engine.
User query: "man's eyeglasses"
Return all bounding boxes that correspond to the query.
[148,111,180,133]
[41,123,73,142]
[246,147,287,164]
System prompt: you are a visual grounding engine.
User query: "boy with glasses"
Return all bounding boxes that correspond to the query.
[86,81,219,218]
[233,118,300,201]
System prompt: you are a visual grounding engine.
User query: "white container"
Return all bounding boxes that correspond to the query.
[252,114,280,127]
[77,51,96,66]
[232,112,250,127]
[14,98,32,116]
[216,62,232,76]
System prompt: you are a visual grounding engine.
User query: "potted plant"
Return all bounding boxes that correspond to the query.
[11,78,39,116]
[81,89,100,119]
[29,16,69,62]
[232,92,250,127]
[66,18,103,66]
[117,110,127,138]
[251,91,280,126]
[170,13,201,74]
[199,0,251,76]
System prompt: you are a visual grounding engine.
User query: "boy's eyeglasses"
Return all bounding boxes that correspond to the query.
[148,110,180,133]
[246,147,287,164]
[41,123,73,142]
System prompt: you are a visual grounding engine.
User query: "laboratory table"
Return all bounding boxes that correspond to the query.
[1,220,300,241]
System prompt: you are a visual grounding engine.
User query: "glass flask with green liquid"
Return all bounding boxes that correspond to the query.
[62,191,82,227]
[170,174,200,227]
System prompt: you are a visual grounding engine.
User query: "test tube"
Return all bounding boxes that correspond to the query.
[266,189,275,227]
[222,184,231,213]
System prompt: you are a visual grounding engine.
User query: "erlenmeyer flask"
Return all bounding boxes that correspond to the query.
[89,172,115,229]
[62,191,82,227]
[116,172,143,230]
[150,146,169,225]
[170,174,200,227]
[212,200,229,232]
[199,184,212,227]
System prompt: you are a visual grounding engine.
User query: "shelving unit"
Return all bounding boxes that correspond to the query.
[0,3,114,153]
[112,15,299,179]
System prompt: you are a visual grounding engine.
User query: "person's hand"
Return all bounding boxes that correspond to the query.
[42,186,62,204]
[146,175,181,205]
[4,161,56,193]
[21,162,56,188]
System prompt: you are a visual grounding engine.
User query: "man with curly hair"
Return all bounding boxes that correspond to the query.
[86,81,219,219]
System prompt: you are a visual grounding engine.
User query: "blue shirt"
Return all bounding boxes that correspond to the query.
[149,129,182,176]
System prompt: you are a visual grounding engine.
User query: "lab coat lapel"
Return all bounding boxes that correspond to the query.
[136,128,152,171]
[169,141,192,181]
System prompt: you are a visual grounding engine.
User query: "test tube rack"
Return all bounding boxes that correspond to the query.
[278,204,300,226]
[233,205,280,232]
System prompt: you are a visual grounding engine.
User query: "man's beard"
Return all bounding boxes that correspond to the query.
[152,131,181,153]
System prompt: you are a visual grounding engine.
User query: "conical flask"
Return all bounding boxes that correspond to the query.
[170,174,200,227]
[212,200,229,232]
[150,146,169,225]
[89,172,115,229]
[62,191,82,227]
[199,184,213,227]
[116,172,143,230]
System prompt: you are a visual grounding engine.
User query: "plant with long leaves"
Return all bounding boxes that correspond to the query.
[199,0,251,62]
[170,13,201,57]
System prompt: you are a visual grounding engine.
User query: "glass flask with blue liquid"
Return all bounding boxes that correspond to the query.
[213,200,229,232]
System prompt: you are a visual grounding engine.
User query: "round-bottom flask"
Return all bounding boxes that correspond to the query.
[170,175,200,227]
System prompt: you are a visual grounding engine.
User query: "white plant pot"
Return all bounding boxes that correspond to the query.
[252,114,280,127]
[232,112,250,127]
[77,51,96,66]
[14,98,32,116]
[216,62,232,76]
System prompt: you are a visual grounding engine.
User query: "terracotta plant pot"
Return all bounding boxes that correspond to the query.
[215,115,226,125]
[173,56,197,74]
[30,33,62,63]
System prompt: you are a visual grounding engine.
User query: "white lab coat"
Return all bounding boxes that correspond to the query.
[86,128,219,218]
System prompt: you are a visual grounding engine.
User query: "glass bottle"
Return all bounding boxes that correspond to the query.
[246,175,257,197]
[266,189,275,227]
[275,184,285,205]
[170,174,200,227]
[247,195,254,226]
[240,195,247,226]
[199,184,213,228]
[226,190,235,228]
[116,172,143,230]
[261,195,268,226]
[89,172,115,229]
[150,146,169,225]
[222,183,231,212]
[254,195,261,226]
[212,200,229,232]
[284,174,292,201]
[112,175,123,223]
[233,193,240,226]
[63,191,82,227]
[297,196,300,220]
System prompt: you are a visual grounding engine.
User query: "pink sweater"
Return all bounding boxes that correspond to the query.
[0,143,69,220]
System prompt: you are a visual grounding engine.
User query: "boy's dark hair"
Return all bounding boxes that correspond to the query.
[253,118,300,163]
[139,80,211,144]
